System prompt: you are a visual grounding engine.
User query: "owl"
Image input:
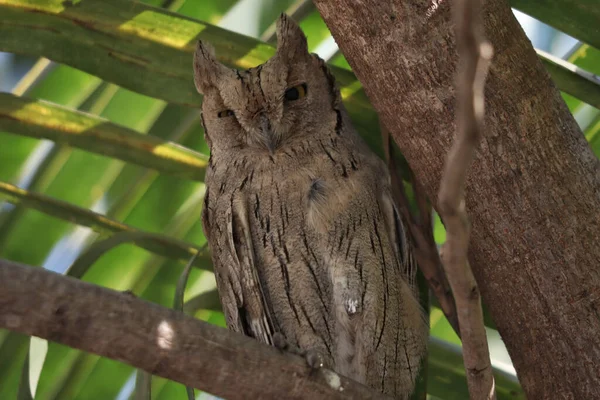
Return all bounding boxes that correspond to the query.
[193,14,428,399]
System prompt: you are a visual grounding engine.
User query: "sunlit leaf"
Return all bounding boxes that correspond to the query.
[511,0,600,48]
[0,93,208,180]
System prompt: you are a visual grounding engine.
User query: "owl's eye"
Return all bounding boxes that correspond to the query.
[284,83,308,101]
[217,110,235,118]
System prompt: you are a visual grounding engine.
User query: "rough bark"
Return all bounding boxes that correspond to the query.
[313,0,600,398]
[0,259,388,400]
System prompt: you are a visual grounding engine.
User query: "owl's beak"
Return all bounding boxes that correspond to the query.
[260,113,278,154]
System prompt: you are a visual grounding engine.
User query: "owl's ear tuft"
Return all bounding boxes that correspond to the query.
[193,40,227,94]
[275,14,309,62]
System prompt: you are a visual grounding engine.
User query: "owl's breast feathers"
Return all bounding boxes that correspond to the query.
[203,140,427,396]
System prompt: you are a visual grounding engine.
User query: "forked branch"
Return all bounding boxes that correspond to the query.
[437,0,495,398]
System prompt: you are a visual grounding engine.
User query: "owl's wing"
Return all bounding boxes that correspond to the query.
[379,190,419,294]
[205,191,275,345]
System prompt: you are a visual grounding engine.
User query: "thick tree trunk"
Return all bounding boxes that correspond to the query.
[313,0,600,398]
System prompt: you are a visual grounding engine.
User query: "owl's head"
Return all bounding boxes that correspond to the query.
[193,14,341,156]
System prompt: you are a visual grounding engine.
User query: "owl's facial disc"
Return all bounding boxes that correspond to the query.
[194,14,340,155]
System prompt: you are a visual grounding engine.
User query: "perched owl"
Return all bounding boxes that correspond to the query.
[193,14,428,398]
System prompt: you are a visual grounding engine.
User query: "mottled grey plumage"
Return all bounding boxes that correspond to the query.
[194,15,428,398]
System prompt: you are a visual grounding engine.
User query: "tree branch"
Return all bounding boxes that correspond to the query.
[437,0,495,398]
[0,258,389,400]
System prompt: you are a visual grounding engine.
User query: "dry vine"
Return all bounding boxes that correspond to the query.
[437,0,496,398]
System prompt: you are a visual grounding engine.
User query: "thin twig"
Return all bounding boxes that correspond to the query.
[134,370,152,400]
[437,0,495,398]
[382,124,460,335]
[409,169,432,238]
[183,289,222,314]
[174,251,201,311]
[173,251,201,400]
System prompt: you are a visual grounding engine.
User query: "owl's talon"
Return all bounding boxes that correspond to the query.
[272,332,289,352]
[272,332,304,356]
[272,333,324,371]
[304,349,325,370]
